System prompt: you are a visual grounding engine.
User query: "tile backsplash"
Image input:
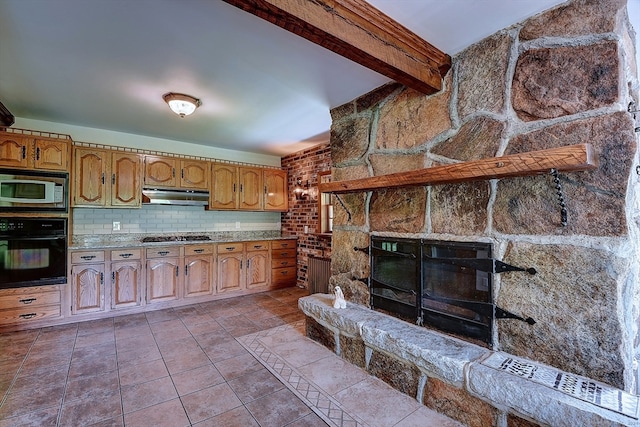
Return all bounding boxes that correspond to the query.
[72,205,281,235]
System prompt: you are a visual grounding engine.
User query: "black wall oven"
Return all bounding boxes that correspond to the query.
[0,218,67,289]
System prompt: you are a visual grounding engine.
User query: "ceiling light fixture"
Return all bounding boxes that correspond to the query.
[163,92,201,118]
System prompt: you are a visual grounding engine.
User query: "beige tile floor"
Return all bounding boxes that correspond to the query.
[0,287,462,427]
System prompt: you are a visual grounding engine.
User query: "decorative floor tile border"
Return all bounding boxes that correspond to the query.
[238,321,368,427]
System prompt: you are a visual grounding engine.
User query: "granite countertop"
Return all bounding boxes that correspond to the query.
[70,231,296,250]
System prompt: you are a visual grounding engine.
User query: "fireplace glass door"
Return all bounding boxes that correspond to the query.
[370,237,420,322]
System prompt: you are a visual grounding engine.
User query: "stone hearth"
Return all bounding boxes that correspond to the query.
[300,294,640,427]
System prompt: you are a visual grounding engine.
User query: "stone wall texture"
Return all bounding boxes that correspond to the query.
[327,0,639,394]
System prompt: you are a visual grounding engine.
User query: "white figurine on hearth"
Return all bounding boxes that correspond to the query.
[333,286,347,309]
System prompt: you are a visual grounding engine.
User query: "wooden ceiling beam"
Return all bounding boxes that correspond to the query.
[222,0,451,95]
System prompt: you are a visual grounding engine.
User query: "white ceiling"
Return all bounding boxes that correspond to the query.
[0,0,637,157]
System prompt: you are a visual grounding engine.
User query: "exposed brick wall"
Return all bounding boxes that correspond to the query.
[281,143,332,287]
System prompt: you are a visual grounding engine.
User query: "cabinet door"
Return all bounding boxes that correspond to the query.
[263,169,288,211]
[71,264,105,314]
[111,152,141,207]
[144,155,177,188]
[34,138,68,171]
[246,250,269,289]
[180,160,209,189]
[0,134,30,168]
[184,255,214,297]
[238,167,263,210]
[111,261,143,309]
[217,253,244,293]
[73,148,108,207]
[211,164,238,210]
[146,258,180,303]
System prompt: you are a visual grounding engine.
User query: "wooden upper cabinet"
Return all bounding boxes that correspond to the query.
[263,169,288,212]
[0,132,70,171]
[144,155,177,188]
[211,163,238,210]
[239,166,263,210]
[180,159,209,189]
[73,147,108,207]
[73,148,141,208]
[34,138,69,171]
[111,152,141,207]
[0,134,31,168]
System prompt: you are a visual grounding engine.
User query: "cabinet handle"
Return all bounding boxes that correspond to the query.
[112,174,116,185]
[264,185,267,194]
[158,251,169,256]
[193,249,204,254]
[36,147,40,160]
[280,261,289,266]
[80,255,96,260]
[225,247,235,252]
[176,266,179,277]
[240,184,244,193]
[233,183,236,193]
[118,253,133,258]
[253,245,263,249]
[281,252,289,257]
[19,298,36,304]
[240,260,243,269]
[181,169,184,179]
[21,146,26,159]
[281,243,289,247]
[280,270,289,275]
[100,272,104,284]
[101,173,105,184]
[185,265,188,275]
[172,168,176,178]
[19,313,36,319]
[112,271,115,282]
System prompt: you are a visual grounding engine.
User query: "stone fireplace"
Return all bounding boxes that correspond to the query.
[302,0,640,425]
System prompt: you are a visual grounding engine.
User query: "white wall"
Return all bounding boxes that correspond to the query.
[13,117,282,166]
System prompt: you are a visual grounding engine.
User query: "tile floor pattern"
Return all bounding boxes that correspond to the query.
[0,287,462,427]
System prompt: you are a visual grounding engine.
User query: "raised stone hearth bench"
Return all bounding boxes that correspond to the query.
[299,294,640,427]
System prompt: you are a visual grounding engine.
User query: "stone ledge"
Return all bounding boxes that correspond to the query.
[299,294,640,427]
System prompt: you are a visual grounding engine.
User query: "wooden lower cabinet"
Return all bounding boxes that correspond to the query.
[71,263,106,314]
[184,245,214,298]
[246,242,269,290]
[217,243,245,293]
[146,247,181,303]
[0,285,62,326]
[271,240,298,289]
[111,249,143,309]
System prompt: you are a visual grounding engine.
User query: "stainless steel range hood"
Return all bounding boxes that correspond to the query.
[142,188,209,206]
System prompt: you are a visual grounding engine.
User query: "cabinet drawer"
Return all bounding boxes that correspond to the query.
[0,305,61,325]
[185,245,214,256]
[271,249,296,259]
[271,258,295,268]
[111,249,142,261]
[146,247,180,258]
[217,243,243,254]
[246,241,268,252]
[71,250,106,264]
[0,286,61,309]
[271,240,296,250]
[271,267,297,285]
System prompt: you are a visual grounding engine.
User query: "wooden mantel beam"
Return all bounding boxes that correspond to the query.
[222,0,451,94]
[319,144,598,194]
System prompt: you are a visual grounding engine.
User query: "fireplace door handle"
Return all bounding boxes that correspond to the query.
[423,256,536,275]
[371,247,416,259]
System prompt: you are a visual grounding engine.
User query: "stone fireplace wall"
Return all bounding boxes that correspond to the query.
[328,0,640,392]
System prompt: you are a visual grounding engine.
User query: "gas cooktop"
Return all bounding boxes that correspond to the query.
[141,235,211,243]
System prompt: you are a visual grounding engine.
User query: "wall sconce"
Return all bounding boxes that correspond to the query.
[163,92,201,118]
[294,178,309,200]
